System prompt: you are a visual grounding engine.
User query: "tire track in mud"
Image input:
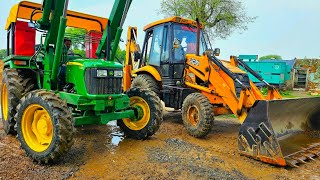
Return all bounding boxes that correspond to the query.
[146,138,247,179]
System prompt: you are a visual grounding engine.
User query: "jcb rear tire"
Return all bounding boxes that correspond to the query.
[117,88,163,140]
[182,93,214,138]
[131,74,161,97]
[15,90,74,163]
[1,69,34,135]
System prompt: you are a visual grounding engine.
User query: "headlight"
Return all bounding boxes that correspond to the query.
[114,70,123,77]
[97,70,108,77]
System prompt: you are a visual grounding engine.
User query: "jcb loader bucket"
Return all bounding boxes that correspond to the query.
[238,97,320,167]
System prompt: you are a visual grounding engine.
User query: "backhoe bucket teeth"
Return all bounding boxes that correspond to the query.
[238,97,320,167]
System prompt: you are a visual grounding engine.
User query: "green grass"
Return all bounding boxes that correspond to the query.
[260,87,297,98]
[280,91,298,98]
[307,92,320,97]
[219,114,236,118]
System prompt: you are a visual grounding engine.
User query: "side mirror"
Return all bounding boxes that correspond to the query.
[28,22,39,29]
[133,51,141,62]
[173,38,181,49]
[28,22,36,28]
[214,48,220,56]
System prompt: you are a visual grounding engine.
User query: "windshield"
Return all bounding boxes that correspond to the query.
[173,24,208,55]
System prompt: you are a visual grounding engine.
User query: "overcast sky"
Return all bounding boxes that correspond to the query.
[0,0,319,60]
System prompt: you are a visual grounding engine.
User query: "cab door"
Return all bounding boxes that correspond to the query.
[169,23,208,85]
[140,24,171,79]
[169,23,190,85]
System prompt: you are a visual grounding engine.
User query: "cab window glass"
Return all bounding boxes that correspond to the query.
[173,24,207,62]
[161,26,169,63]
[148,26,163,66]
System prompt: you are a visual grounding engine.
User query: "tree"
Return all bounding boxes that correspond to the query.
[115,47,126,64]
[259,55,282,60]
[65,27,126,61]
[65,27,87,57]
[159,0,256,39]
[0,49,7,59]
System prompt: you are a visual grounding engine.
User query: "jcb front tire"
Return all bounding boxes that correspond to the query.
[182,93,214,138]
[15,90,74,163]
[117,88,163,140]
[1,69,34,135]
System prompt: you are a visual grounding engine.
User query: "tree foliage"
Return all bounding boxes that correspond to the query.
[115,47,126,64]
[65,27,87,51]
[73,49,86,57]
[0,49,7,59]
[65,27,126,62]
[259,55,282,60]
[160,0,256,39]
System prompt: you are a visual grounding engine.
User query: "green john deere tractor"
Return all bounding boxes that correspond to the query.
[1,0,162,163]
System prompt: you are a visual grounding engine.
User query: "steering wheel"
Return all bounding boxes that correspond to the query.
[73,53,83,58]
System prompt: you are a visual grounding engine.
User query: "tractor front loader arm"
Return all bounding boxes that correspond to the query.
[184,54,257,123]
[33,0,69,89]
[232,56,282,100]
[96,0,133,60]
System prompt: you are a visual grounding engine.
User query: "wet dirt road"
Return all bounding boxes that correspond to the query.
[0,111,319,179]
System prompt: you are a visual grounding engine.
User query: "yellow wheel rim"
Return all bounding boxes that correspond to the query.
[21,104,53,152]
[187,105,199,126]
[123,96,150,131]
[1,83,8,121]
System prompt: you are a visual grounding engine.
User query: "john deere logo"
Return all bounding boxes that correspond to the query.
[109,71,114,76]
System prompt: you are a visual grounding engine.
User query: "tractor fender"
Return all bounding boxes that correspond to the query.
[132,65,162,81]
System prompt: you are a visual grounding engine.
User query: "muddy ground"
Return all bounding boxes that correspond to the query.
[0,107,319,179]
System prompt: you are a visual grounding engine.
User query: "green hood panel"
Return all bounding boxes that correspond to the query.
[68,59,123,69]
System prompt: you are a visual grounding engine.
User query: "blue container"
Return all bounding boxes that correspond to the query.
[244,61,287,84]
[239,56,295,85]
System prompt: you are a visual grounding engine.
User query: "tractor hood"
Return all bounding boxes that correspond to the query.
[66,59,123,69]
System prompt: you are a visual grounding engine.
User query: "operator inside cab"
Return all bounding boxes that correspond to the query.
[173,25,204,61]
[58,38,74,88]
[64,38,74,56]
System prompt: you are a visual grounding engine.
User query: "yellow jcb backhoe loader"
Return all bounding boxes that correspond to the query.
[123,16,320,167]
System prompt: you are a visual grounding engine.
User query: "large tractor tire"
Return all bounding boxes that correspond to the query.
[181,93,214,138]
[117,88,163,140]
[131,74,161,97]
[1,69,34,135]
[15,90,74,163]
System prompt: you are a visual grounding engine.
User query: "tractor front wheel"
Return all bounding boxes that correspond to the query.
[117,88,163,140]
[15,90,74,163]
[182,93,214,138]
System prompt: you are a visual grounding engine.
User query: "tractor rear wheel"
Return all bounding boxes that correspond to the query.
[117,88,162,140]
[131,74,161,97]
[1,69,34,135]
[182,93,214,138]
[15,90,74,163]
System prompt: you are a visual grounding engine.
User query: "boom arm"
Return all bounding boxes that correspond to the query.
[96,0,132,60]
[184,54,282,123]
[35,0,69,90]
[234,57,282,100]
[123,26,139,91]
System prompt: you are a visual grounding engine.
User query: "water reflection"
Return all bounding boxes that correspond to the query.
[107,120,124,146]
